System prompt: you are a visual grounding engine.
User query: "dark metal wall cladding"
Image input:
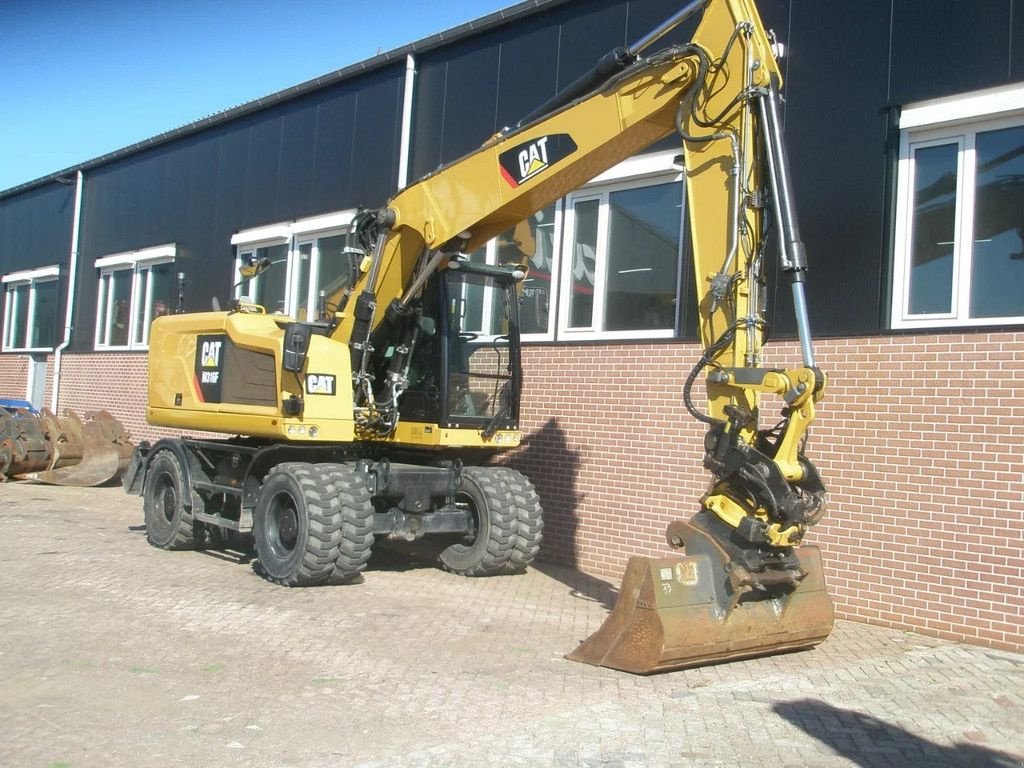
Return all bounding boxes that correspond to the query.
[0,183,74,338]
[766,0,895,338]
[1015,3,1024,80]
[409,0,1024,340]
[0,183,74,273]
[71,64,404,351]
[411,0,700,179]
[889,0,1014,104]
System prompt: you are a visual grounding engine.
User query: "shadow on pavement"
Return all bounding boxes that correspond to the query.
[773,699,1022,767]
[367,538,445,572]
[531,560,620,612]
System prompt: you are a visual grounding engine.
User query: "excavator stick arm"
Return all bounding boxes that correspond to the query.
[563,0,833,674]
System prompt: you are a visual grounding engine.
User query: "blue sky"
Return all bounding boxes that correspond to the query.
[0,0,513,192]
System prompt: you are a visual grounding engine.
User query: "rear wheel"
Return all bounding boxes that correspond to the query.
[143,451,196,550]
[253,463,343,587]
[439,466,516,576]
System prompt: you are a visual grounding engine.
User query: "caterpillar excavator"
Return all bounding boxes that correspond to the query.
[123,0,833,673]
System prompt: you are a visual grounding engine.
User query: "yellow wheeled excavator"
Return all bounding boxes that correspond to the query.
[124,0,833,672]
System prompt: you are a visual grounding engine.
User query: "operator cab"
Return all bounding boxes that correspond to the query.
[399,260,523,435]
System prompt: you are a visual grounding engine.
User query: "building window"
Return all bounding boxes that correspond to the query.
[292,231,361,320]
[226,157,685,343]
[447,150,685,343]
[232,211,361,321]
[2,266,60,352]
[459,203,561,340]
[558,177,683,339]
[94,245,175,350]
[235,242,289,314]
[892,85,1024,328]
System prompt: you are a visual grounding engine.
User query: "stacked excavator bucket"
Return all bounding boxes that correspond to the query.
[566,519,834,674]
[0,405,134,486]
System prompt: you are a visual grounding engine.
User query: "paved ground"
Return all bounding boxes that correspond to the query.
[1,483,1022,768]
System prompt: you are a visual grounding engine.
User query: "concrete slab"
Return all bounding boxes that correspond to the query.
[1,484,1021,767]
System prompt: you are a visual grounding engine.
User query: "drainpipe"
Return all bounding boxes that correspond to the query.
[52,170,84,412]
[397,53,417,189]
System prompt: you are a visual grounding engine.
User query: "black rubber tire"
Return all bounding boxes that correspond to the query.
[253,462,343,587]
[439,466,517,576]
[143,451,196,550]
[495,468,543,572]
[322,463,375,585]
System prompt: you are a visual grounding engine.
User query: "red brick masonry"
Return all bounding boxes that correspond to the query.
[2,330,1020,653]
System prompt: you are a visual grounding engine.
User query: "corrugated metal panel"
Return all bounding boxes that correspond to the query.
[771,0,894,338]
[890,0,1014,104]
[67,65,405,351]
[0,184,74,274]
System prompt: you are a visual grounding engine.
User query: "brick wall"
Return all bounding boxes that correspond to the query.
[53,353,210,442]
[31,331,1024,654]
[0,355,29,401]
[510,331,1024,654]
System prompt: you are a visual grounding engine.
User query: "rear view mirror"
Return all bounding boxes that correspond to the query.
[239,256,272,279]
[282,323,312,373]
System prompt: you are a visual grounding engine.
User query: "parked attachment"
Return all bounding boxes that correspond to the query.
[0,402,135,486]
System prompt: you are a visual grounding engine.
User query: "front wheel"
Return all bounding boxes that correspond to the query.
[322,463,374,585]
[495,468,543,572]
[439,467,517,576]
[253,463,343,587]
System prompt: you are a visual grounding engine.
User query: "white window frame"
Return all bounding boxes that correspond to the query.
[439,149,684,344]
[226,150,687,344]
[94,244,176,350]
[232,238,290,312]
[892,84,1024,329]
[457,203,563,342]
[231,210,358,320]
[291,226,357,322]
[556,167,685,341]
[518,203,563,341]
[2,266,60,352]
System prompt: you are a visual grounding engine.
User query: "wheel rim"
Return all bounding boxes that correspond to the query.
[267,492,300,558]
[451,491,482,553]
[155,472,177,524]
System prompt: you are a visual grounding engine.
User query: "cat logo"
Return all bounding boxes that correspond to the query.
[306,373,336,395]
[200,340,222,368]
[499,134,578,188]
[194,334,226,403]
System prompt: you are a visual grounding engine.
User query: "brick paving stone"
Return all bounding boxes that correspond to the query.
[0,483,1022,768]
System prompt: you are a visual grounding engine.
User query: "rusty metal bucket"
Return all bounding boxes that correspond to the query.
[26,410,135,486]
[566,520,834,674]
[0,405,134,487]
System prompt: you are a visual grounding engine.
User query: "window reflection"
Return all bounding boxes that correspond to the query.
[251,244,288,314]
[909,143,958,315]
[496,205,556,335]
[7,284,28,348]
[315,233,358,314]
[970,125,1024,318]
[606,182,681,331]
[568,198,598,329]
